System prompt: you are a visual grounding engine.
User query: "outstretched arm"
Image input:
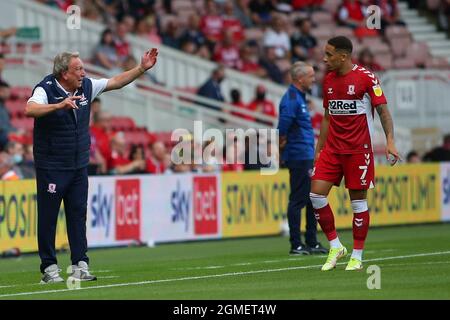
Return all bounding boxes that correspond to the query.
[376,104,402,165]
[104,48,158,92]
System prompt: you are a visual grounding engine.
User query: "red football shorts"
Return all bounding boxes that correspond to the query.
[312,148,375,190]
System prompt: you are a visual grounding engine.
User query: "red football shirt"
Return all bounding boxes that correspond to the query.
[322,64,387,154]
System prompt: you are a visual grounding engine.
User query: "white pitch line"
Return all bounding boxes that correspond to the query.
[1,250,450,298]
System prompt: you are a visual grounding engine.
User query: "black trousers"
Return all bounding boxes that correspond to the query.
[36,167,89,273]
[287,161,318,249]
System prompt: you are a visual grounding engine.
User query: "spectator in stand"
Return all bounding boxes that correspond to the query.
[0,80,16,150]
[406,150,421,163]
[20,143,36,178]
[197,65,226,111]
[202,139,221,173]
[213,29,241,69]
[222,1,245,43]
[260,46,284,84]
[115,0,155,22]
[89,97,102,125]
[337,0,367,29]
[292,0,325,11]
[222,136,245,172]
[108,132,146,174]
[90,111,112,163]
[135,15,162,45]
[92,29,122,73]
[233,0,254,28]
[230,88,252,121]
[422,134,450,162]
[247,85,277,125]
[237,44,267,77]
[0,152,19,180]
[373,0,405,31]
[200,0,224,45]
[146,141,167,174]
[162,20,181,49]
[356,48,384,72]
[248,0,276,25]
[5,141,25,178]
[114,22,131,64]
[128,144,147,174]
[263,14,291,59]
[179,14,206,49]
[291,18,317,62]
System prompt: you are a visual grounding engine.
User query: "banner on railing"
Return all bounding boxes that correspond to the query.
[329,164,442,227]
[221,171,289,238]
[140,173,221,243]
[0,180,67,253]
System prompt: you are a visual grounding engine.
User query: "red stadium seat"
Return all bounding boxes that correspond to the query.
[425,57,449,69]
[5,100,26,117]
[393,57,416,69]
[10,117,34,131]
[406,42,430,66]
[10,86,33,100]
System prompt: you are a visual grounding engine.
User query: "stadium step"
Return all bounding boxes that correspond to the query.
[403,16,429,25]
[426,40,450,50]
[413,33,447,42]
[407,24,437,34]
[429,47,450,57]
[400,9,419,19]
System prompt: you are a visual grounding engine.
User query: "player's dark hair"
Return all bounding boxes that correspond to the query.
[328,36,353,54]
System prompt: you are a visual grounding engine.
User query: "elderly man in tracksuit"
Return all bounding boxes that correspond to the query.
[26,48,158,283]
[278,62,327,255]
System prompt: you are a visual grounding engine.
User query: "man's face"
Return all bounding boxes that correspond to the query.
[62,57,86,90]
[323,44,346,71]
[296,67,316,91]
[301,21,311,34]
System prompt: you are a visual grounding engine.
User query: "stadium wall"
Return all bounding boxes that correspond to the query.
[1,164,449,253]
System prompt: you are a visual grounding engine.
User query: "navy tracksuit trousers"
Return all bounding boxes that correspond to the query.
[287,161,318,249]
[36,167,89,273]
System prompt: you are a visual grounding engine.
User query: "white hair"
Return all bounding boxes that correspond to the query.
[290,61,313,81]
[52,51,80,78]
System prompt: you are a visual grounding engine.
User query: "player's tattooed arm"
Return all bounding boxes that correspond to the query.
[314,109,330,163]
[376,104,402,165]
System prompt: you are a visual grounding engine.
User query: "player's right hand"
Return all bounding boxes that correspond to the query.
[58,96,81,110]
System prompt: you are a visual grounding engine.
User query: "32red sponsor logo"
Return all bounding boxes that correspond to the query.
[193,176,218,235]
[115,179,140,241]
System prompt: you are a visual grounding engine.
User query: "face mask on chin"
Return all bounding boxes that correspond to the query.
[12,154,23,164]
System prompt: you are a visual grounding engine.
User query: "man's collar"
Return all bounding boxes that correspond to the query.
[55,78,78,96]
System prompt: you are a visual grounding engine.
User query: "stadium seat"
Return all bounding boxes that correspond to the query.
[310,27,334,41]
[244,28,264,42]
[333,27,354,38]
[377,52,393,70]
[10,117,34,131]
[390,36,412,58]
[10,86,32,100]
[425,57,449,69]
[5,100,26,117]
[322,0,341,14]
[393,56,416,69]
[311,11,334,25]
[407,42,430,66]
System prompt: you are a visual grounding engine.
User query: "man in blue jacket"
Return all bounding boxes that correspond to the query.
[278,62,327,255]
[26,48,158,283]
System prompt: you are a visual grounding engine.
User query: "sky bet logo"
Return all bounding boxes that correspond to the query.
[443,169,450,205]
[171,180,191,232]
[328,100,358,115]
[90,184,113,238]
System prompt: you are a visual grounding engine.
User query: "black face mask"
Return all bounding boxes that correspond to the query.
[256,92,265,101]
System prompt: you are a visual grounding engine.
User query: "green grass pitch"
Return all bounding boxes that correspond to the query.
[0,223,449,300]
